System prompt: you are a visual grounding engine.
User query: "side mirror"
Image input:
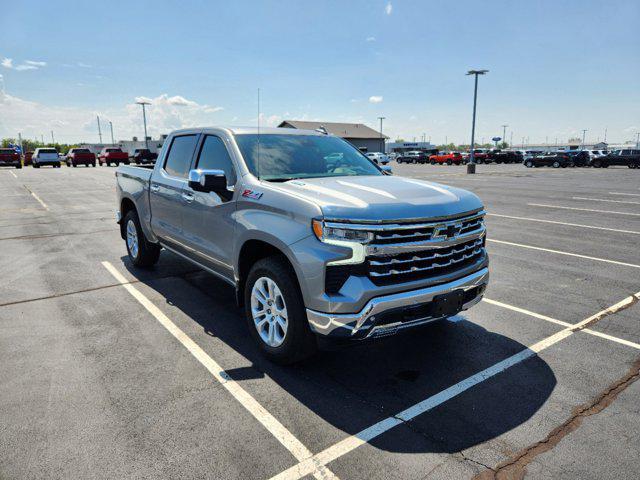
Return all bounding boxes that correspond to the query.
[188,169,228,193]
[380,165,393,174]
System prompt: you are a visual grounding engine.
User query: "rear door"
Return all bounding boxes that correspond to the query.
[149,133,199,249]
[181,134,238,281]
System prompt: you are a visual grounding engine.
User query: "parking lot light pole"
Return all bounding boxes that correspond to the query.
[502,124,508,147]
[378,117,385,153]
[136,101,151,149]
[466,69,488,174]
[581,129,587,151]
[109,121,115,145]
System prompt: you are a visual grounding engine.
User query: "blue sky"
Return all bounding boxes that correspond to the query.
[1,0,638,145]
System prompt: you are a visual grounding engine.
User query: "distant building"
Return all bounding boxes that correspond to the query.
[386,141,437,154]
[278,120,388,153]
[79,135,167,155]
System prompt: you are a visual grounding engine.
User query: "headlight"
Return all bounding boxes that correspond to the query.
[312,219,370,265]
[312,219,373,243]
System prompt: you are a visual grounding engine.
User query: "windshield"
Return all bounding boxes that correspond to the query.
[106,148,122,152]
[0,149,15,154]
[235,134,382,181]
[40,149,57,154]
[73,149,90,153]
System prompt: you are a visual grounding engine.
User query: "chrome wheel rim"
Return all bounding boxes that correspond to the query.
[251,277,288,347]
[126,219,139,259]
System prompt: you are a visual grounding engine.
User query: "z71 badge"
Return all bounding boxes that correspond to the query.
[242,189,263,200]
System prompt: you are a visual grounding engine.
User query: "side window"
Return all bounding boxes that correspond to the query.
[164,134,198,178]
[195,135,237,186]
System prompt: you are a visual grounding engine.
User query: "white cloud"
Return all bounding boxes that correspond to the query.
[385,2,393,15]
[0,90,224,142]
[366,36,376,42]
[2,57,46,71]
[369,95,383,104]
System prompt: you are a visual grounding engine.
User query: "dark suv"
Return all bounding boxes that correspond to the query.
[524,152,573,168]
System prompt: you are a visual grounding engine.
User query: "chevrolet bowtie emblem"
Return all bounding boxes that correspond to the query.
[433,222,463,240]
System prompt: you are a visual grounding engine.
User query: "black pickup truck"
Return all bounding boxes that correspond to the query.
[591,149,640,169]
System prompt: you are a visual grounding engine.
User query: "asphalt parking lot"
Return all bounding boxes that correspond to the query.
[1,163,639,480]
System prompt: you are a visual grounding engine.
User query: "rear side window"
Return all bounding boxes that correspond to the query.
[195,135,237,186]
[164,135,198,178]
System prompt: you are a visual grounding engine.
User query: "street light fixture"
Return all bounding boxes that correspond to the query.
[466,69,488,174]
[136,100,151,149]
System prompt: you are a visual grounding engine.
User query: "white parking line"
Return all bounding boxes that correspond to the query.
[487,239,640,269]
[572,196,640,205]
[9,170,18,178]
[101,261,339,480]
[482,298,640,350]
[487,213,640,235]
[270,291,640,480]
[609,192,640,197]
[528,203,640,217]
[22,186,49,210]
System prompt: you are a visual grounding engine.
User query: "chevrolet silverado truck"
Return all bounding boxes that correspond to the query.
[66,148,97,167]
[131,148,158,165]
[115,127,489,363]
[0,148,22,169]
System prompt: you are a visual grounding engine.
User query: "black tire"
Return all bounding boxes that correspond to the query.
[592,160,602,168]
[16,163,22,169]
[552,161,560,168]
[244,256,317,364]
[115,162,120,167]
[525,160,533,168]
[92,162,96,167]
[72,162,77,167]
[476,158,483,164]
[33,163,40,168]
[123,210,161,268]
[446,160,452,165]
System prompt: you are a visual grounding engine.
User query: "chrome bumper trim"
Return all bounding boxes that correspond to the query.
[306,267,489,338]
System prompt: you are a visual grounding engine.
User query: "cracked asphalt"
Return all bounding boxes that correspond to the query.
[1,163,639,479]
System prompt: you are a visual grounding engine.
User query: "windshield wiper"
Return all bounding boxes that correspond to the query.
[263,177,303,182]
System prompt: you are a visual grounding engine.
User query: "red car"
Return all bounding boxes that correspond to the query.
[0,148,22,169]
[98,147,129,166]
[429,151,463,165]
[462,149,489,164]
[66,148,96,167]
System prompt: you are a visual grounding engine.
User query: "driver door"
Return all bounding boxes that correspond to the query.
[181,134,238,282]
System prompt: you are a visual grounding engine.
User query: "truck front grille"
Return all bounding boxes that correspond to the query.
[367,237,485,286]
[323,210,486,294]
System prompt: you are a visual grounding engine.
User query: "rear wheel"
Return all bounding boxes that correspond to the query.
[592,159,602,168]
[552,161,560,168]
[446,160,452,165]
[72,162,77,167]
[244,256,316,364]
[124,210,161,267]
[16,163,22,169]
[525,160,533,168]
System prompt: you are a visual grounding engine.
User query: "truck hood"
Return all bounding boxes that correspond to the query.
[274,175,483,221]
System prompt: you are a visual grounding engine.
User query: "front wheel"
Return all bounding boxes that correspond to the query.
[525,160,533,168]
[552,161,560,168]
[123,210,161,267]
[244,257,316,364]
[446,160,452,165]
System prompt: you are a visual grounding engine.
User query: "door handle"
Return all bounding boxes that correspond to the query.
[182,192,194,203]
[150,184,160,192]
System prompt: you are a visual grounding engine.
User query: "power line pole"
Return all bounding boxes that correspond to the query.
[501,124,508,147]
[581,129,587,150]
[636,132,640,149]
[466,69,488,174]
[109,121,115,144]
[18,132,24,156]
[378,116,385,153]
[136,101,151,149]
[604,127,607,143]
[97,116,103,144]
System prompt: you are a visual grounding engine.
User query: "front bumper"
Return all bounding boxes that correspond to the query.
[307,267,488,339]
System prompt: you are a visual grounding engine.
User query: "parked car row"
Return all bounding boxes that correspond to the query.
[0,147,160,169]
[525,149,640,169]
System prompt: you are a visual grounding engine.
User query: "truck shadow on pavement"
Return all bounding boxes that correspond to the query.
[122,255,556,455]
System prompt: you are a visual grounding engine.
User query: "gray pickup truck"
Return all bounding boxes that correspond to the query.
[115,127,489,363]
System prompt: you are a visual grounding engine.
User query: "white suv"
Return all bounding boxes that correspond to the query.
[365,152,390,165]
